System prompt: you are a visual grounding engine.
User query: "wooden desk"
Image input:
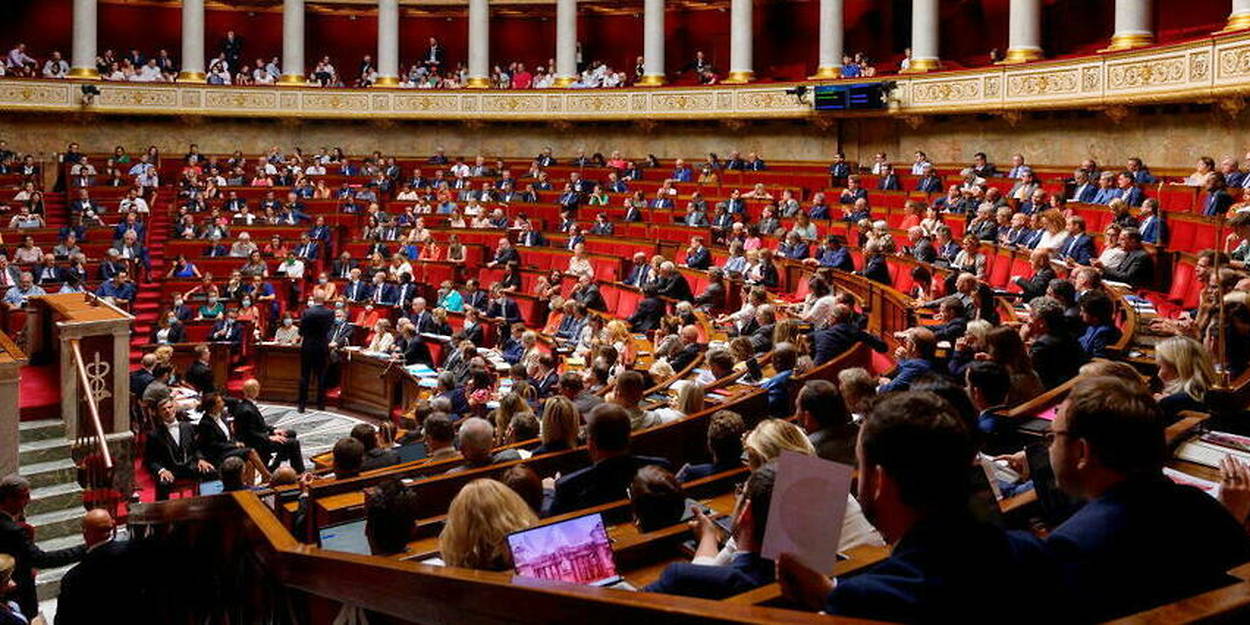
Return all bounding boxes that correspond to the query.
[254,343,302,403]
[148,342,231,392]
[339,350,401,419]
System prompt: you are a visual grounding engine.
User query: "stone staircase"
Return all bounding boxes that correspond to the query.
[17,419,85,602]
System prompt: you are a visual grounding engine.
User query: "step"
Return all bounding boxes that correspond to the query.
[19,437,73,466]
[35,561,76,602]
[20,458,78,489]
[19,419,66,443]
[27,482,83,516]
[26,507,84,542]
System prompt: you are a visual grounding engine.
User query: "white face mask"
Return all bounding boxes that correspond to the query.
[283,318,294,326]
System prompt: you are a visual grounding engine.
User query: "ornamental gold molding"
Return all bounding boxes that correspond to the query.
[3,31,1250,121]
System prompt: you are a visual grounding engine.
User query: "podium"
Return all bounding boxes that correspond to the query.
[26,293,133,440]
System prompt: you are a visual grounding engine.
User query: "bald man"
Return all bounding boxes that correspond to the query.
[669,325,704,372]
[130,352,158,397]
[54,509,134,625]
[230,379,304,473]
[445,417,496,474]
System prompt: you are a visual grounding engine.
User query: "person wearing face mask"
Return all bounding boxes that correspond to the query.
[196,295,224,320]
[153,310,185,345]
[170,295,194,321]
[311,272,337,301]
[273,313,301,345]
[236,296,264,338]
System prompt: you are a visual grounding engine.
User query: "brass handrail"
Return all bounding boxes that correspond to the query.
[68,338,113,469]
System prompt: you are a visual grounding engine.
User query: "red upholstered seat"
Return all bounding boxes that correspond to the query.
[1005,256,1033,293]
[988,250,1014,289]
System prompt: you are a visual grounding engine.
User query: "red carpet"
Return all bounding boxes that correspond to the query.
[19,364,61,421]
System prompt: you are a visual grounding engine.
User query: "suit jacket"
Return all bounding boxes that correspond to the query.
[195,415,242,466]
[492,247,521,266]
[517,230,546,247]
[1071,183,1098,203]
[1057,234,1095,265]
[929,316,968,343]
[750,323,775,354]
[344,280,372,302]
[54,539,141,625]
[686,247,712,270]
[332,259,356,279]
[824,516,1043,623]
[1138,215,1165,245]
[877,175,901,191]
[1041,475,1250,622]
[300,306,335,353]
[624,264,651,287]
[1079,323,1122,358]
[880,358,937,393]
[549,454,672,516]
[229,397,275,452]
[860,256,892,286]
[693,282,725,312]
[813,323,888,365]
[0,512,86,618]
[573,285,607,312]
[1100,248,1153,287]
[487,297,523,324]
[1015,266,1056,301]
[762,369,794,417]
[32,263,63,285]
[670,343,702,372]
[1030,332,1086,388]
[393,283,419,310]
[209,319,242,344]
[145,422,204,477]
[916,175,943,192]
[645,552,775,600]
[628,296,665,331]
[185,360,215,394]
[658,273,693,301]
[1117,186,1145,207]
[1205,190,1234,217]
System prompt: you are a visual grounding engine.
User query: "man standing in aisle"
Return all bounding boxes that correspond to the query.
[298,295,335,413]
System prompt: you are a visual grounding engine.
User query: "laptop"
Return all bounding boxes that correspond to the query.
[198,480,224,496]
[318,518,371,555]
[507,512,634,590]
[395,442,428,463]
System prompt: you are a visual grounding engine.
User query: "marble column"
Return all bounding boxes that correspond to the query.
[553,0,577,86]
[1225,0,1250,31]
[178,0,206,82]
[724,0,753,83]
[906,0,940,72]
[1004,0,1043,63]
[1107,0,1153,51]
[812,0,844,78]
[279,0,306,84]
[69,0,98,78]
[637,0,666,85]
[466,0,490,88]
[376,0,400,86]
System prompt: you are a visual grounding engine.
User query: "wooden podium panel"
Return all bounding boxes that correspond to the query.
[254,344,302,403]
[339,352,397,419]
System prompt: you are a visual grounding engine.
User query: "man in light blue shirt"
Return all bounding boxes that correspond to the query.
[3,272,44,307]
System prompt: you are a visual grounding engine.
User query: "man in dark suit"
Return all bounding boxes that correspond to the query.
[628,284,665,332]
[646,462,776,599]
[130,353,158,398]
[1026,296,1086,388]
[331,252,356,279]
[858,250,892,286]
[624,253,651,287]
[1033,377,1250,622]
[209,309,243,345]
[463,279,489,311]
[813,304,888,365]
[343,269,372,302]
[570,275,607,312]
[485,283,523,325]
[548,404,671,516]
[231,379,305,473]
[423,37,445,69]
[516,222,546,247]
[796,380,859,465]
[0,475,86,619]
[183,343,216,394]
[1013,249,1056,302]
[904,228,936,263]
[778,392,1043,623]
[145,399,217,500]
[828,152,851,184]
[916,164,943,192]
[220,30,244,70]
[298,296,335,412]
[486,238,520,268]
[684,237,712,270]
[876,165,901,191]
[693,267,726,313]
[1056,215,1096,265]
[368,272,397,306]
[656,262,693,301]
[1094,228,1153,288]
[1204,172,1234,217]
[669,325,704,372]
[749,306,777,354]
[52,509,137,625]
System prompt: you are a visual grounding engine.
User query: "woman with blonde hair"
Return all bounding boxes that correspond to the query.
[654,381,706,424]
[439,479,539,571]
[1156,335,1218,423]
[534,396,579,455]
[985,326,1045,405]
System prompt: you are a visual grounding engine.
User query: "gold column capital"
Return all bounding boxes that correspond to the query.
[722,70,754,84]
[635,74,667,86]
[176,71,206,83]
[277,73,306,85]
[68,67,99,79]
[465,76,490,89]
[1002,48,1044,64]
[373,76,400,87]
[809,66,841,80]
[1103,32,1153,52]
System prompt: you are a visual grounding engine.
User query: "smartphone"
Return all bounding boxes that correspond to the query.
[679,498,713,522]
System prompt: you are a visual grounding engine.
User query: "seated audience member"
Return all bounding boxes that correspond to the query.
[796,379,858,464]
[446,417,504,473]
[629,465,687,532]
[1154,335,1217,424]
[1077,291,1121,359]
[423,412,460,461]
[1014,249,1056,302]
[879,327,938,393]
[761,342,798,417]
[1025,296,1086,388]
[613,370,661,430]
[195,393,263,475]
[778,391,1043,623]
[145,399,216,500]
[676,410,747,482]
[644,462,778,599]
[351,423,400,470]
[964,361,1019,455]
[439,479,539,571]
[231,379,304,473]
[363,479,420,557]
[669,324,704,372]
[548,403,670,515]
[1035,377,1250,621]
[1093,228,1153,288]
[813,304,888,365]
[929,299,969,344]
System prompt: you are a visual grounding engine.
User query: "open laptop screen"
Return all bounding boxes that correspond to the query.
[507,513,620,585]
[318,518,370,555]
